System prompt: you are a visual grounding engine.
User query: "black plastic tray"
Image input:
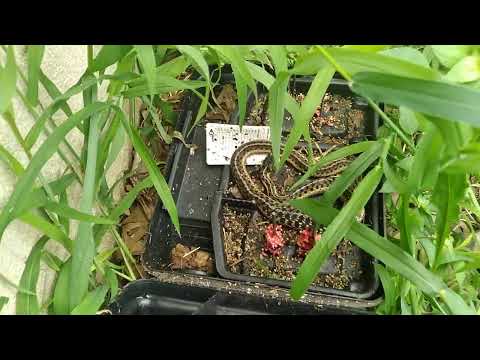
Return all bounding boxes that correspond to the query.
[143,73,237,274]
[108,279,372,315]
[211,77,385,299]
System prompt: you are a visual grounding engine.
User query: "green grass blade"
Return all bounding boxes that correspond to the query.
[176,45,210,80]
[292,47,441,80]
[93,176,153,243]
[52,258,71,315]
[39,69,73,117]
[0,297,8,312]
[268,72,290,170]
[127,55,190,88]
[374,263,396,314]
[351,72,480,128]
[43,202,116,225]
[0,45,17,114]
[122,77,206,98]
[88,45,133,73]
[0,102,110,243]
[210,45,257,98]
[188,86,210,135]
[396,194,415,255]
[268,45,288,75]
[26,45,45,107]
[407,124,443,192]
[290,165,383,299]
[382,157,409,194]
[70,284,109,315]
[322,140,383,205]
[117,107,180,234]
[293,141,376,189]
[25,76,108,150]
[431,45,471,68]
[18,212,72,251]
[42,250,63,272]
[380,47,430,68]
[105,267,119,299]
[291,200,475,314]
[399,107,419,135]
[14,173,76,217]
[432,173,468,268]
[134,45,157,97]
[281,66,335,169]
[0,143,25,176]
[232,68,248,128]
[245,61,300,118]
[16,236,49,315]
[68,100,103,311]
[107,50,136,97]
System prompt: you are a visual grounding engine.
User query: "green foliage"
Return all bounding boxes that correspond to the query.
[1,44,480,315]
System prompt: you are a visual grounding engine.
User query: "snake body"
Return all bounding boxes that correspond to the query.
[231,140,350,229]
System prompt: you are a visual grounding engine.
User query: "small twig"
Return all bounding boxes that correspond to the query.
[183,246,201,258]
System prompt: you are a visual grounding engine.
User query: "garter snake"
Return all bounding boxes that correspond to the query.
[231,140,351,229]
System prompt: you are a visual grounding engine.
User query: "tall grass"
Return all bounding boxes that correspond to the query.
[1,45,480,314]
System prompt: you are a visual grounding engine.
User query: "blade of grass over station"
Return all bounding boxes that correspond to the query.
[268,45,288,75]
[188,86,210,135]
[289,165,383,299]
[88,45,133,73]
[292,141,376,189]
[245,61,300,118]
[122,77,206,97]
[16,236,49,315]
[176,45,210,80]
[281,65,335,169]
[117,107,180,234]
[0,45,17,114]
[291,199,475,314]
[321,140,384,206]
[26,45,45,107]
[134,45,156,98]
[0,102,110,243]
[70,284,109,315]
[210,45,257,98]
[268,72,290,170]
[232,68,248,128]
[351,72,480,128]
[292,47,441,80]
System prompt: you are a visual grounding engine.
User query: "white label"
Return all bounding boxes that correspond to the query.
[206,123,271,165]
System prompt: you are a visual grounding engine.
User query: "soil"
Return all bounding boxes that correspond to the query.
[244,90,366,146]
[221,203,365,291]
